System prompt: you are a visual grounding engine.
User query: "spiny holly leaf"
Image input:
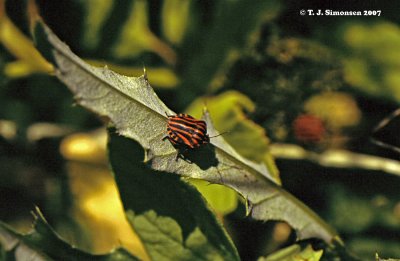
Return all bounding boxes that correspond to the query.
[0,208,138,261]
[32,19,273,193]
[33,21,338,243]
[108,132,240,261]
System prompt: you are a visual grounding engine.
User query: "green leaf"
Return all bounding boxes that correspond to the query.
[189,179,238,215]
[0,208,138,261]
[33,21,339,243]
[80,0,114,50]
[108,132,240,261]
[111,0,176,64]
[342,22,400,103]
[258,244,323,261]
[127,210,231,261]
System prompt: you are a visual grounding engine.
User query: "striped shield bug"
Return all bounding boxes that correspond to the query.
[163,113,224,161]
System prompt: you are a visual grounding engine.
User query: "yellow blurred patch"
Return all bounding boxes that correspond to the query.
[304,91,361,131]
[161,0,191,44]
[0,3,53,77]
[0,119,17,140]
[112,0,176,65]
[60,129,108,164]
[60,128,149,260]
[272,222,292,243]
[80,0,113,50]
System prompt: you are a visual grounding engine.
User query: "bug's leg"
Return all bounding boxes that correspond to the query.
[184,156,193,164]
[176,152,187,161]
[176,148,191,162]
[175,149,183,161]
[162,136,169,141]
[174,149,180,161]
[178,155,193,164]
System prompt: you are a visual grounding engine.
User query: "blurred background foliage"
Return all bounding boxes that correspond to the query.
[1,0,400,260]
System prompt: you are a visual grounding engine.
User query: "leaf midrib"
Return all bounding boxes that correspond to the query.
[48,28,166,121]
[50,34,273,184]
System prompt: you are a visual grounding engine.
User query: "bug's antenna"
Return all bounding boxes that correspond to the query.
[209,131,229,139]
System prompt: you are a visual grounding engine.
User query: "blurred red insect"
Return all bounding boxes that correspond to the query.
[293,114,326,143]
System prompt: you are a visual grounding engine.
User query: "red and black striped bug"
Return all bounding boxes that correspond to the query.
[163,113,226,161]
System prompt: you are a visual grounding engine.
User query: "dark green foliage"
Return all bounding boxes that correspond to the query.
[108,131,240,261]
[223,35,343,142]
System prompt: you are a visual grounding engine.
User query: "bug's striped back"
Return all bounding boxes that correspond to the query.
[167,113,209,148]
